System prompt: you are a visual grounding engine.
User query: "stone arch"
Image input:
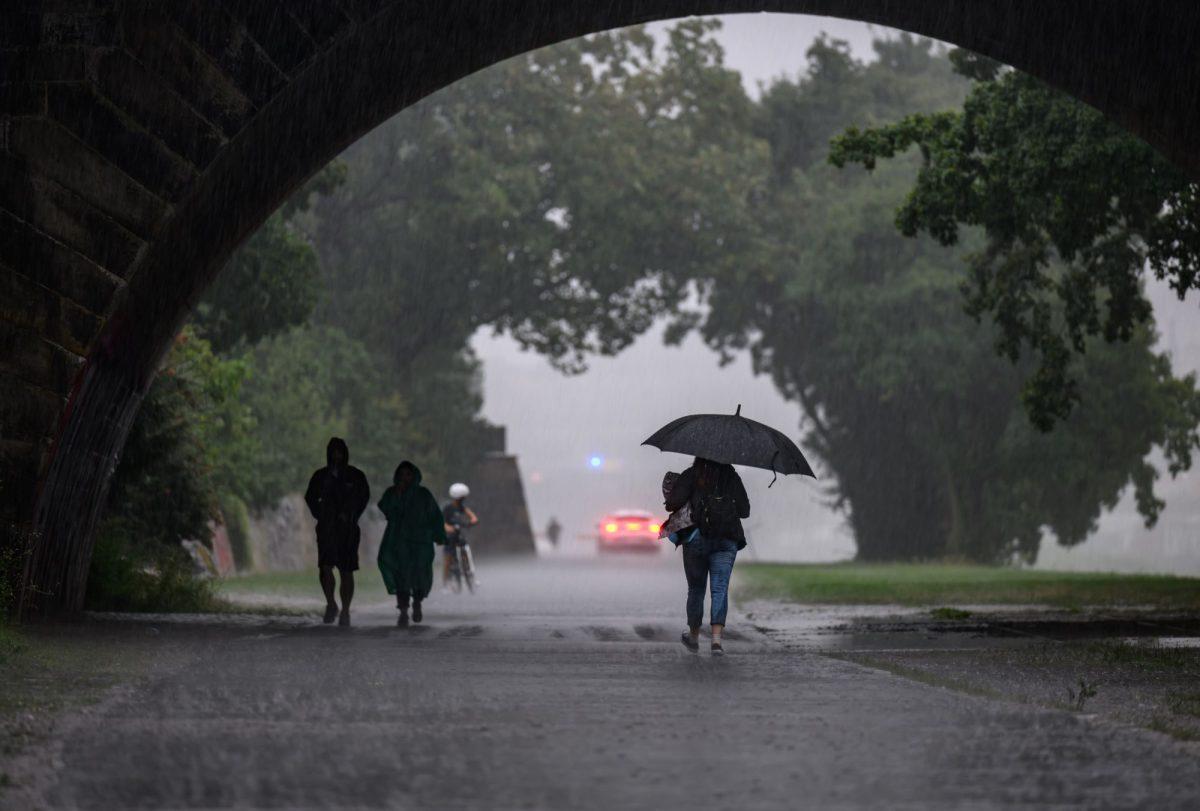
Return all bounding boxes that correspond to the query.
[3,0,1199,615]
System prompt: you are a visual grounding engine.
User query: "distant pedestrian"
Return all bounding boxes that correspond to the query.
[546,516,562,548]
[664,457,750,656]
[304,437,370,627]
[377,461,446,626]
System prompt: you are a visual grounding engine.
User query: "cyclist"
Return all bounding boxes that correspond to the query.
[442,482,479,590]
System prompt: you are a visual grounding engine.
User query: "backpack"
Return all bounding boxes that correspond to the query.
[693,490,739,539]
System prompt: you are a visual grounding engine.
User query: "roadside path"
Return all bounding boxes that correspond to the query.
[23,558,1200,809]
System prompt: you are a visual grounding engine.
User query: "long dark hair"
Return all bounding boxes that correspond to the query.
[693,457,734,494]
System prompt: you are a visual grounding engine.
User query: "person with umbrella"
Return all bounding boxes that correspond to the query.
[645,405,815,655]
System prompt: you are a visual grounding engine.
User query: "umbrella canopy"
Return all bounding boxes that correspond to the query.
[642,405,815,481]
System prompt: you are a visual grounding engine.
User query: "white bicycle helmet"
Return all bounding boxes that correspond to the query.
[449,482,470,499]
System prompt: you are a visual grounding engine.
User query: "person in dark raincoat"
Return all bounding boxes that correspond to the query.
[304,437,370,627]
[377,460,446,626]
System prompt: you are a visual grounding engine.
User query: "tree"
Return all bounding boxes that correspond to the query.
[829,52,1200,432]
[303,20,764,378]
[191,165,343,354]
[191,214,321,354]
[101,328,254,551]
[679,36,1200,562]
[235,325,474,507]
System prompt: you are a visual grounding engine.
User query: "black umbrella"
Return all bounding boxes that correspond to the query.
[642,405,815,485]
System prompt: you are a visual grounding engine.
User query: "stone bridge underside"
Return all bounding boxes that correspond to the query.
[2,0,1199,616]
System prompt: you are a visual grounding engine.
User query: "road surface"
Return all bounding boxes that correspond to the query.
[22,557,1200,809]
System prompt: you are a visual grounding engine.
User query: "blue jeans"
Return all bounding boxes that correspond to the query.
[683,536,739,627]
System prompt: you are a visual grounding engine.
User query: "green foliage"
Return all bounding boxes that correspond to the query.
[193,164,344,354]
[192,214,321,354]
[92,328,252,608]
[235,324,450,506]
[740,562,1200,608]
[304,19,764,377]
[218,493,253,570]
[673,35,1200,562]
[830,55,1200,432]
[102,328,254,551]
[85,526,219,613]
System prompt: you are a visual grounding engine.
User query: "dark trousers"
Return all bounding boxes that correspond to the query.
[682,537,739,627]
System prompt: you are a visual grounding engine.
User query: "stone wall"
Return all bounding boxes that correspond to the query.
[236,495,387,574]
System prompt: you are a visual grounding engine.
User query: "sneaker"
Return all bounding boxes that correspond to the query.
[397,611,409,628]
[680,632,699,652]
[323,604,338,624]
[338,609,351,627]
[412,601,423,623]
[711,640,724,656]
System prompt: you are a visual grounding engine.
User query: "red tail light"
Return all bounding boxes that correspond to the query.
[649,523,661,533]
[626,522,641,531]
[604,522,618,533]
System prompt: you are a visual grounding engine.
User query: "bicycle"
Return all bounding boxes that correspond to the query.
[445,529,475,594]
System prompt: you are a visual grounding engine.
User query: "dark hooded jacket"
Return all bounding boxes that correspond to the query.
[377,461,446,598]
[304,438,371,545]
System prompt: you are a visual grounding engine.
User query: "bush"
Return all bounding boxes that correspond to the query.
[219,493,254,571]
[85,526,220,613]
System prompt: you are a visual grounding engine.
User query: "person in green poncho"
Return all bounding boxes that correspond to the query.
[377,460,446,626]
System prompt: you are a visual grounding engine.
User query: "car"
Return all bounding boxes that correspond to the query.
[596,509,663,553]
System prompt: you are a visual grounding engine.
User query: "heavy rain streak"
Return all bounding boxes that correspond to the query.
[5,6,1200,809]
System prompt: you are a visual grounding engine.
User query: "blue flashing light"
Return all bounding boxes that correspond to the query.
[589,455,604,469]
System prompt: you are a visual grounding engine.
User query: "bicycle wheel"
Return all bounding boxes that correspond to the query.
[449,549,462,593]
[461,547,475,593]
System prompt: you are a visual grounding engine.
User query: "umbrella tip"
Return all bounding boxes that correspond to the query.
[735,404,742,416]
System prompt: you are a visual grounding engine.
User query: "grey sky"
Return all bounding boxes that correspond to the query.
[690,12,886,94]
[471,13,1200,572]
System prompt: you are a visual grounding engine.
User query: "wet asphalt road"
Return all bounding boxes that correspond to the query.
[34,558,1200,809]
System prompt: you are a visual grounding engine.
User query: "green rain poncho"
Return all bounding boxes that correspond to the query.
[377,461,446,599]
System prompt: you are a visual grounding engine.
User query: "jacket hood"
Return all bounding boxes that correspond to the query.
[327,437,349,467]
[393,460,422,486]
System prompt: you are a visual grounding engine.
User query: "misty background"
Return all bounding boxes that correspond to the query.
[471,13,1200,571]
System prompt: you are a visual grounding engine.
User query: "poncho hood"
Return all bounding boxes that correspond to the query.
[327,437,349,468]
[394,460,422,486]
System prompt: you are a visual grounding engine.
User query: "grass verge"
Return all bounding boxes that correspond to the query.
[740,562,1200,608]
[216,570,389,603]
